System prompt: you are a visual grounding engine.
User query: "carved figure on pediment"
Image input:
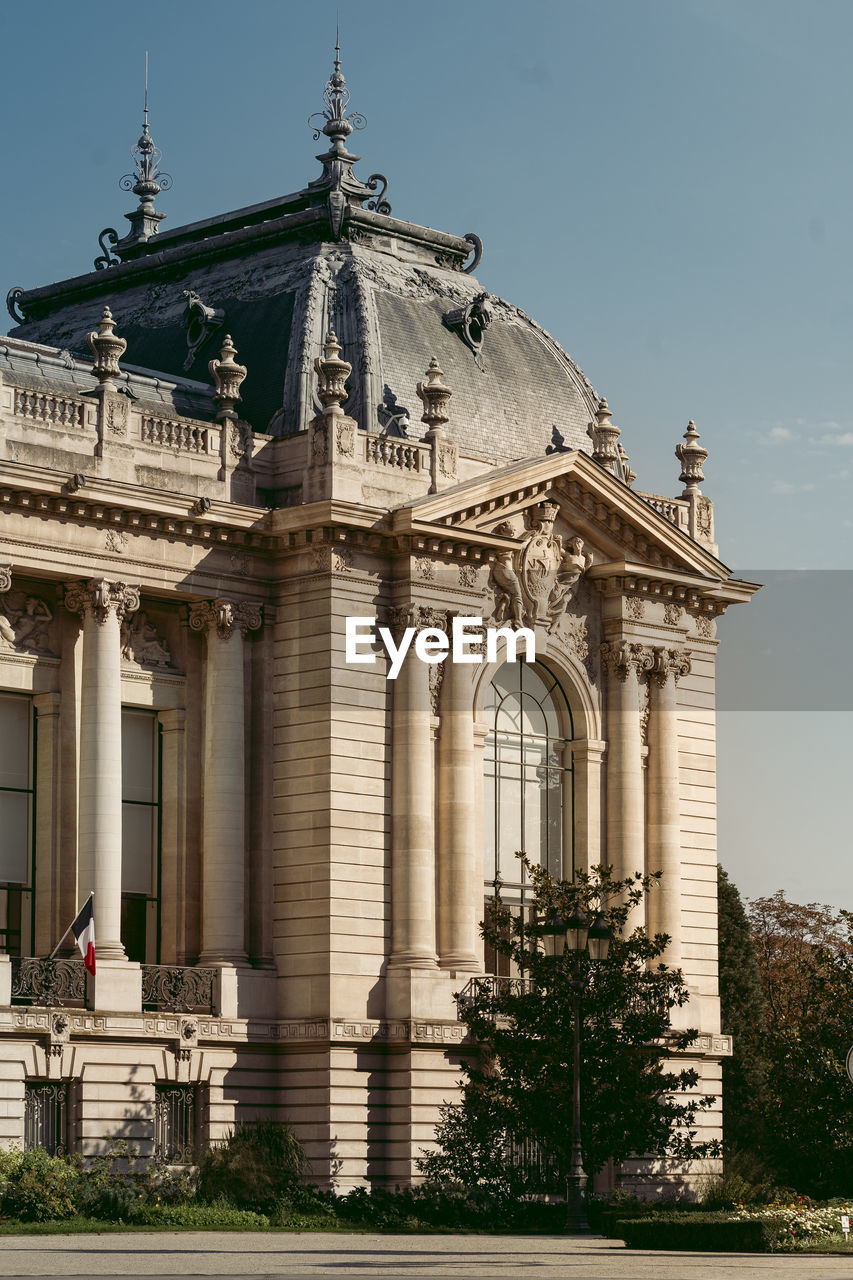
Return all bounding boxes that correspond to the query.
[489,551,526,628]
[547,537,593,631]
[121,611,172,668]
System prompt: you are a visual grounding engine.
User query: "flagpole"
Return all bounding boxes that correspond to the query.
[49,892,93,960]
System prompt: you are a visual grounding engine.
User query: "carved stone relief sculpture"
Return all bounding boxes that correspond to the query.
[487,503,593,634]
[0,585,57,656]
[120,611,173,668]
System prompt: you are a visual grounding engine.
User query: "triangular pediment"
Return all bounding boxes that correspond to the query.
[391,450,729,583]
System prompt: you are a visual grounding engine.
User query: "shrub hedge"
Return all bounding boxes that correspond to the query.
[615,1213,773,1251]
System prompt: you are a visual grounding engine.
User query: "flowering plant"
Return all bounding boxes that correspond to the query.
[732,1198,853,1250]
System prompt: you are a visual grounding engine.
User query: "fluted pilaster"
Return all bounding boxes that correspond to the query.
[189,598,262,965]
[389,607,440,969]
[437,648,479,971]
[646,647,691,966]
[601,640,652,932]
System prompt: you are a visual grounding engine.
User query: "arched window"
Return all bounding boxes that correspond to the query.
[483,662,573,975]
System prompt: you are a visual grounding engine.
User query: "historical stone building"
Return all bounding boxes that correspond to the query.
[0,53,756,1187]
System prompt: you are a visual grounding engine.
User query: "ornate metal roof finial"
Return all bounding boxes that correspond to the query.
[87,307,127,389]
[309,34,366,154]
[675,420,708,495]
[314,330,352,414]
[305,37,390,236]
[118,52,172,248]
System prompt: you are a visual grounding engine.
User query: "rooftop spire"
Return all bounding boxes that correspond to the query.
[304,39,391,238]
[118,52,172,248]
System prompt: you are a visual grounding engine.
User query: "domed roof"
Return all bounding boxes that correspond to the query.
[5,54,601,466]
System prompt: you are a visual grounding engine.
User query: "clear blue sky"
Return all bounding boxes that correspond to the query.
[1,0,849,906]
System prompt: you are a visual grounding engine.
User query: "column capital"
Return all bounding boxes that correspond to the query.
[646,645,692,688]
[384,604,448,642]
[187,597,262,639]
[600,639,654,681]
[0,564,11,593]
[63,578,140,624]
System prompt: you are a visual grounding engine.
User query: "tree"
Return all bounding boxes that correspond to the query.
[746,892,853,1195]
[419,859,719,1199]
[717,867,770,1157]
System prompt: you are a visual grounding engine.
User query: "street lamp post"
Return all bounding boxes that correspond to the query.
[542,906,611,1233]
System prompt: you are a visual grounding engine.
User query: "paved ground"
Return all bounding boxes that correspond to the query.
[1,1233,853,1279]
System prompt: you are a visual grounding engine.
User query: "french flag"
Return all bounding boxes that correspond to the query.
[71,896,96,976]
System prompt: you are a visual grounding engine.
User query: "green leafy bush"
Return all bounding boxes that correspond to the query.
[270,1183,337,1228]
[135,1198,269,1229]
[616,1212,773,1251]
[198,1120,308,1214]
[70,1141,196,1222]
[1,1149,76,1222]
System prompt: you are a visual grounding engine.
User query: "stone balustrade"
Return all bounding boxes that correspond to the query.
[140,414,215,455]
[365,435,425,471]
[636,491,690,531]
[13,388,86,429]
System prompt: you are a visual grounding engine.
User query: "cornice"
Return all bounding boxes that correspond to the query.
[588,561,760,609]
[0,462,275,552]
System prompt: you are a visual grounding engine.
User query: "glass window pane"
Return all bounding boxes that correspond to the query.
[122,804,155,894]
[122,710,156,803]
[496,693,522,735]
[483,759,496,884]
[520,662,552,703]
[524,767,545,868]
[491,663,520,700]
[0,694,31,790]
[518,693,547,737]
[497,759,522,879]
[541,690,561,738]
[547,768,563,878]
[0,792,30,883]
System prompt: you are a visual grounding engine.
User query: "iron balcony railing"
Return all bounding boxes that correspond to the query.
[10,958,86,1008]
[141,965,216,1014]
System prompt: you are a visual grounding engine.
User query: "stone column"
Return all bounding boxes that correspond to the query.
[188,598,261,967]
[64,579,140,962]
[601,641,651,930]
[32,693,61,956]
[569,740,606,877]
[437,654,479,972]
[389,609,438,971]
[646,647,691,966]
